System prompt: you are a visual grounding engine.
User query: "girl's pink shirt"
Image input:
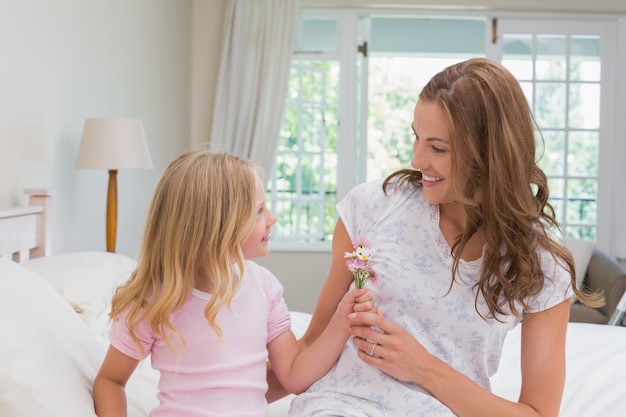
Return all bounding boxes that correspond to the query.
[110,261,291,417]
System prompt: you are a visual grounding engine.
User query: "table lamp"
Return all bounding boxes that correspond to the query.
[75,118,152,252]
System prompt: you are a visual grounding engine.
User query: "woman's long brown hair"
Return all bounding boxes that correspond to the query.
[384,58,602,319]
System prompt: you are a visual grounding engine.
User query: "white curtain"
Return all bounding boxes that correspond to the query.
[210,0,298,175]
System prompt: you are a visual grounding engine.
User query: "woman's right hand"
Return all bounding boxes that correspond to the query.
[347,309,434,386]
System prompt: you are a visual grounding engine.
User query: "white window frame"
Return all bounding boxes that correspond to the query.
[493,14,617,252]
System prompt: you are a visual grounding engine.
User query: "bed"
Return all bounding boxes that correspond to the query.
[1,189,625,417]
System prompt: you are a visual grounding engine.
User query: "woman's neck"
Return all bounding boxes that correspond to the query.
[439,202,485,262]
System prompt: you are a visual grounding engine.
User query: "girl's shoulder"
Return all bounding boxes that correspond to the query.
[244,259,271,274]
[244,260,282,286]
[242,260,287,306]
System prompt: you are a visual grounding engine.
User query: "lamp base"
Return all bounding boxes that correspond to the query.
[106,169,118,252]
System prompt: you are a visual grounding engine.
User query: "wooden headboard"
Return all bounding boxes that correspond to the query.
[0,189,53,261]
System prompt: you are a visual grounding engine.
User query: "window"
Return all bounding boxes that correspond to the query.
[497,17,616,246]
[266,14,344,244]
[268,60,340,242]
[503,34,601,239]
[269,10,617,250]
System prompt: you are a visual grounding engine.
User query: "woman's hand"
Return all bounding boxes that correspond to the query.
[348,310,435,386]
[350,304,570,417]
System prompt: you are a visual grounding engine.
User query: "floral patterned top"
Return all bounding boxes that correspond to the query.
[288,179,573,417]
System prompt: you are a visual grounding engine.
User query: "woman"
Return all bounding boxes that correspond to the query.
[272,58,601,417]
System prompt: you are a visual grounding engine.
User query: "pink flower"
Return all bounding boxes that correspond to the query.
[344,237,377,289]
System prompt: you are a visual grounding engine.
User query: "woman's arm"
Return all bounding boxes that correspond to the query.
[349,300,570,417]
[93,345,140,417]
[301,218,357,347]
[266,218,357,402]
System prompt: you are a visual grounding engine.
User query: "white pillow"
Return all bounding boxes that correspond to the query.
[289,311,312,339]
[20,251,136,329]
[564,238,596,290]
[0,258,104,417]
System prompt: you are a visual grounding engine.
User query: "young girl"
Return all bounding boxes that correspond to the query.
[93,150,374,417]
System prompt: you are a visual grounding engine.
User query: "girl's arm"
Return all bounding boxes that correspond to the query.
[267,287,374,394]
[266,218,357,402]
[93,345,140,417]
[349,300,570,417]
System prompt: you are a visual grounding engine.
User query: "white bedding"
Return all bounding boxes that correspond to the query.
[491,321,626,417]
[1,252,625,417]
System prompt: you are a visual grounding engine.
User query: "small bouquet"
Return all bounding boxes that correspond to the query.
[344,237,378,289]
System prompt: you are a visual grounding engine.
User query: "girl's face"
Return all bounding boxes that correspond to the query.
[241,176,277,260]
[410,100,456,206]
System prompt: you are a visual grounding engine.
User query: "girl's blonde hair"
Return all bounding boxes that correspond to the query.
[110,149,259,352]
[384,58,603,319]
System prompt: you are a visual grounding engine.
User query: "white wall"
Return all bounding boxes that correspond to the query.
[190,0,225,147]
[256,251,331,314]
[0,0,194,258]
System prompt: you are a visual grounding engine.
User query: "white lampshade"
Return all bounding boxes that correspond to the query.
[75,118,153,169]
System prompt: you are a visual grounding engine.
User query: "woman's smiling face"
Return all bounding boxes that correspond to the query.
[410,100,459,206]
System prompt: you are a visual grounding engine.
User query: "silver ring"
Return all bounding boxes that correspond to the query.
[369,341,377,356]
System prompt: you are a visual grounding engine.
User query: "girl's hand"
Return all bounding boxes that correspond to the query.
[348,310,435,386]
[335,288,376,330]
[352,288,376,314]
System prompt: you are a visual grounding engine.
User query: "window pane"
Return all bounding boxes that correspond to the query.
[299,153,316,194]
[278,108,299,151]
[548,177,565,224]
[502,34,533,79]
[275,151,295,182]
[566,226,597,241]
[568,131,599,176]
[538,130,566,176]
[535,82,567,128]
[570,36,601,82]
[271,200,295,237]
[300,106,325,152]
[518,81,534,107]
[566,178,597,224]
[371,17,485,55]
[294,18,338,52]
[569,83,600,129]
[296,202,323,239]
[536,35,566,80]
